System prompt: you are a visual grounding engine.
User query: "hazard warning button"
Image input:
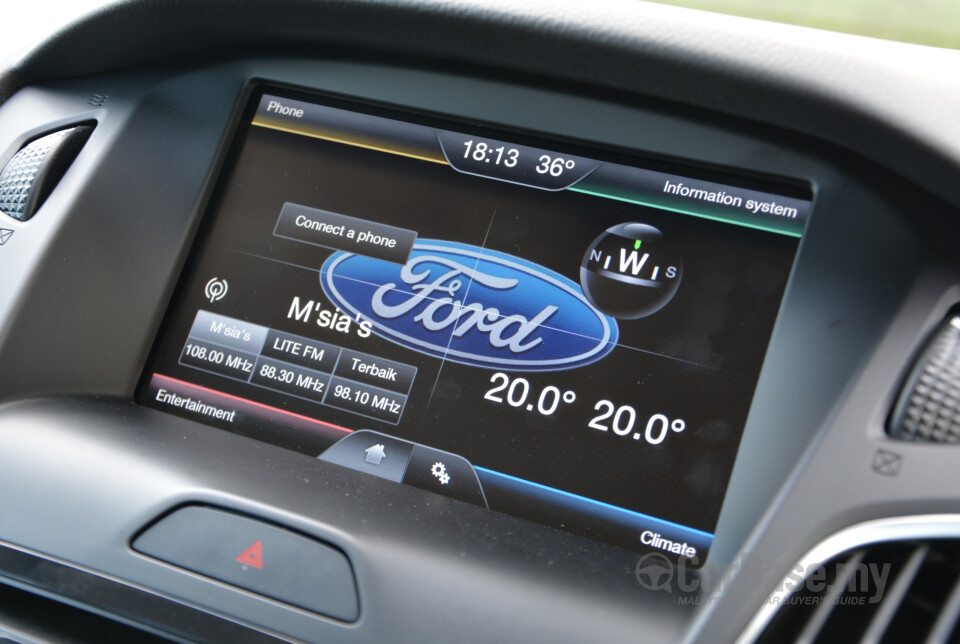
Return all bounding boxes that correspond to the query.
[133,506,358,621]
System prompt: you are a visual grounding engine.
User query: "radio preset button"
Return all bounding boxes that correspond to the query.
[260,329,340,372]
[334,349,417,394]
[323,376,408,424]
[249,356,332,404]
[179,338,258,381]
[186,310,268,355]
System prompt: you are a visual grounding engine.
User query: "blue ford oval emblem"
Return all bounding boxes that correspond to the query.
[321,240,618,370]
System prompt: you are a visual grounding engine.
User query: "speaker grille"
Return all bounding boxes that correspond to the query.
[0,125,93,223]
[889,315,960,443]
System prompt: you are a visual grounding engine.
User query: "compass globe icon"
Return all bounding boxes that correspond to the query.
[580,222,682,319]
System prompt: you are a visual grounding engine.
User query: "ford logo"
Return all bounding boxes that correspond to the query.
[321,240,618,370]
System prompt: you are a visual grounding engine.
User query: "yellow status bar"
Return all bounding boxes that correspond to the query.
[251,115,448,165]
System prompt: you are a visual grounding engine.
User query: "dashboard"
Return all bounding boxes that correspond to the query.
[1,1,960,642]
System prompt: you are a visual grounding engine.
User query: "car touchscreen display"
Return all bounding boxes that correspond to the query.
[138,88,811,564]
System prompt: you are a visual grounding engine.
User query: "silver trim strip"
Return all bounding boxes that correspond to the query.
[795,549,865,644]
[736,514,960,644]
[927,567,960,644]
[861,544,928,642]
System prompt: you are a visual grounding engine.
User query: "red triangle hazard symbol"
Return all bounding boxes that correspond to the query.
[236,540,263,569]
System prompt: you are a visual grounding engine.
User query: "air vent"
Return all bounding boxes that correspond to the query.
[755,539,960,643]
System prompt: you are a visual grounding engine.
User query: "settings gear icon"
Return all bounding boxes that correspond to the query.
[431,462,451,485]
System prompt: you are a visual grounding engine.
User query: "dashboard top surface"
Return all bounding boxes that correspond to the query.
[7,0,960,212]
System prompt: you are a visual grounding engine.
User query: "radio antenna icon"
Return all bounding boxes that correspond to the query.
[204,277,229,303]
